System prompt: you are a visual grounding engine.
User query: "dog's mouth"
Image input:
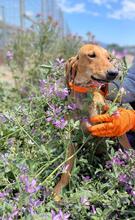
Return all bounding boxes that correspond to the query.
[74,75,113,87]
[79,76,108,87]
[91,75,110,83]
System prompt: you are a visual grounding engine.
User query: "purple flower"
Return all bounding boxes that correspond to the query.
[68,103,78,111]
[82,175,91,182]
[30,198,42,207]
[7,138,15,147]
[91,205,96,214]
[50,105,62,115]
[130,190,135,197]
[39,80,47,95]
[45,104,67,128]
[20,174,29,184]
[112,157,125,166]
[9,207,19,219]
[28,93,35,101]
[0,113,7,123]
[117,149,130,161]
[55,58,65,65]
[52,118,68,129]
[6,50,13,61]
[25,179,40,194]
[0,153,9,165]
[18,164,28,174]
[39,79,68,99]
[55,88,68,100]
[28,206,36,216]
[105,160,112,169]
[20,175,40,194]
[39,80,55,97]
[106,155,125,169]
[80,196,90,208]
[112,49,128,59]
[46,116,53,122]
[125,184,132,194]
[28,197,42,215]
[51,209,70,220]
[118,174,128,184]
[45,105,62,121]
[0,191,8,198]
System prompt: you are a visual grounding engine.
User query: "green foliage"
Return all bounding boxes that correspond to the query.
[7,17,83,88]
[2,20,135,219]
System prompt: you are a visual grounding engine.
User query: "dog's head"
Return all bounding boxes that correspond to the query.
[66,44,119,86]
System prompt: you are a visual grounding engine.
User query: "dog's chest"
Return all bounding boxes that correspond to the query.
[68,90,105,121]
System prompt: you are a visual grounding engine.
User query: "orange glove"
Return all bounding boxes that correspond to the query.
[87,108,135,137]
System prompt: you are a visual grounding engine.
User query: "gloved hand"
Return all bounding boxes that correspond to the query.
[87,108,135,137]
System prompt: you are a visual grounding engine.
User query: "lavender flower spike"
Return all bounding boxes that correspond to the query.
[51,209,70,220]
[6,50,13,61]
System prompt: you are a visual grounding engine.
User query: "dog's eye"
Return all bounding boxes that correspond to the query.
[108,56,111,61]
[88,52,96,58]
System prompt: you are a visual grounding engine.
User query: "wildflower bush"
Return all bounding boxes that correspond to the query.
[1,16,135,220]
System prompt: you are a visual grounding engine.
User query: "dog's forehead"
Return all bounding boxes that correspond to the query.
[79,44,108,56]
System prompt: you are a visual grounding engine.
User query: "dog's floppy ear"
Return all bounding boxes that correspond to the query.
[65,55,79,86]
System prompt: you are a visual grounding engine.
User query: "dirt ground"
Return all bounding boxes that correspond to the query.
[0,64,15,85]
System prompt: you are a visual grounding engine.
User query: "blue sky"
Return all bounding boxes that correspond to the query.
[1,0,135,46]
[58,0,135,46]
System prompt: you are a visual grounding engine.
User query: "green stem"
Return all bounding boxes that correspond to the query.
[35,152,64,178]
[41,135,92,185]
[0,115,44,142]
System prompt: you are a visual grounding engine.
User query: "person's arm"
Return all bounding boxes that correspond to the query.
[107,57,135,103]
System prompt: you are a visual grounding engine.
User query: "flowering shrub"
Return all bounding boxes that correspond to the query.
[1,55,135,219]
[1,21,135,219]
[6,16,83,90]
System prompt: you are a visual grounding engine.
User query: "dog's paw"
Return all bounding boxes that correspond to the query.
[52,192,62,203]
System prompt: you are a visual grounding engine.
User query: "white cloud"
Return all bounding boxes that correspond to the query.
[88,0,118,10]
[89,0,117,6]
[61,3,86,13]
[57,0,86,13]
[109,0,135,20]
[57,0,99,15]
[91,0,107,5]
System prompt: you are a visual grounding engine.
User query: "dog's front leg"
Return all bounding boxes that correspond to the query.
[53,143,76,201]
[89,91,106,118]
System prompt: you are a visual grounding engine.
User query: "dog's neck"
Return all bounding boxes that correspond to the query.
[69,90,92,114]
[68,81,108,98]
[68,81,108,120]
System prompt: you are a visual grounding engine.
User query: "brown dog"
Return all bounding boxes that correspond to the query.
[53,44,130,201]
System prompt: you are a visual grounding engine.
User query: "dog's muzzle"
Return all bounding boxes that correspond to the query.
[106,70,119,81]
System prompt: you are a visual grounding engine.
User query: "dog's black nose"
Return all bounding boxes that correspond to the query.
[106,70,118,80]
